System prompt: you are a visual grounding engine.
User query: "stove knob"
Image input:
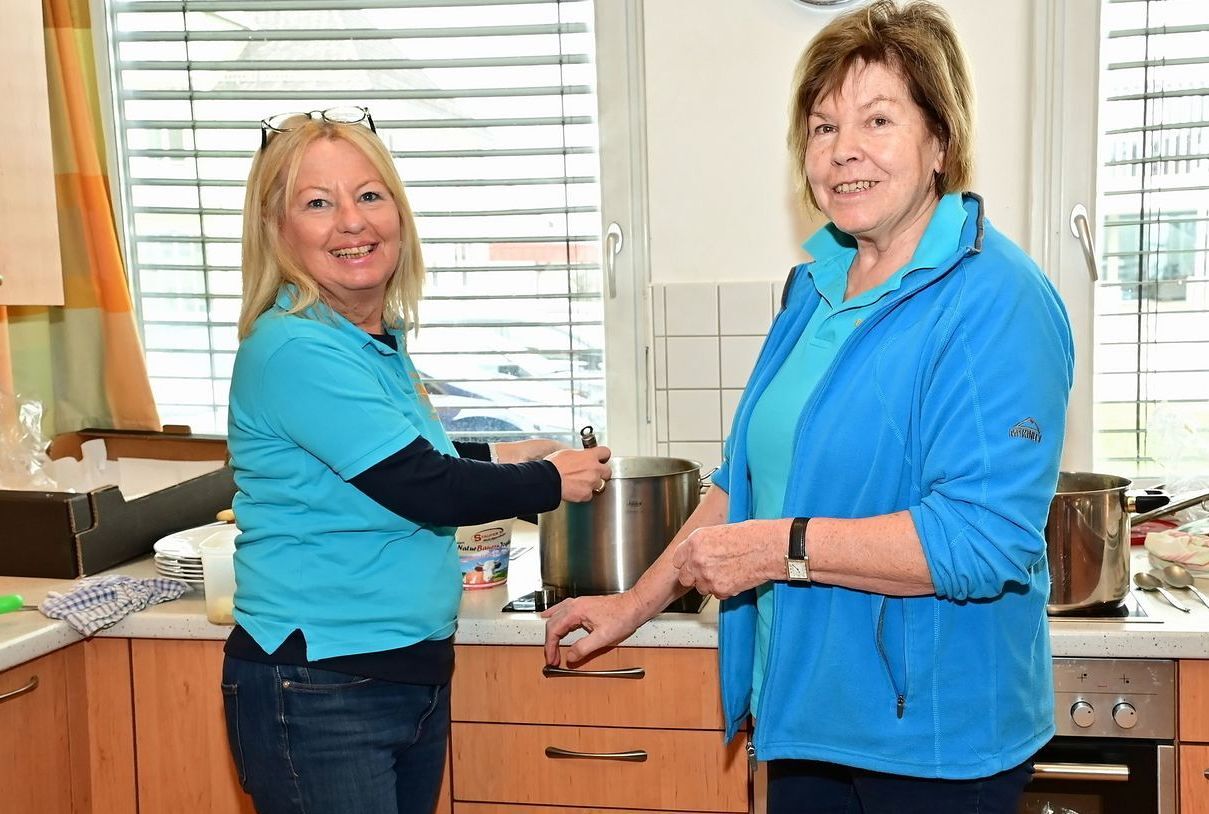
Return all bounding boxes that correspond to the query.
[1070,700,1095,728]
[1112,702,1138,729]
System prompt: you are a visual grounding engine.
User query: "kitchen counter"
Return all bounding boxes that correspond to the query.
[2,524,1208,672]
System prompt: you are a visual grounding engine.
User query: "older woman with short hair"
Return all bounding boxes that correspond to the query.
[544,3,1073,811]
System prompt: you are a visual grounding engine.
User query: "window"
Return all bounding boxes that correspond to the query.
[1094,0,1209,474]
[99,0,645,447]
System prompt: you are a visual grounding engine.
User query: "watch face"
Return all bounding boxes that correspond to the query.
[787,560,810,581]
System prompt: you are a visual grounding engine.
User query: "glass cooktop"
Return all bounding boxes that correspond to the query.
[1048,592,1160,624]
[502,586,711,615]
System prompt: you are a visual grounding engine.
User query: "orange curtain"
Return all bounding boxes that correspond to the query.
[0,0,159,434]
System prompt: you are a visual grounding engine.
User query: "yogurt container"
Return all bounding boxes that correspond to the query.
[456,519,514,589]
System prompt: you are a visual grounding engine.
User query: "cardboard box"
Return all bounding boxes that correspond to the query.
[0,427,235,579]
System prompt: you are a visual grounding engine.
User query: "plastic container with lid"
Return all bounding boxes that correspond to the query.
[200,530,237,624]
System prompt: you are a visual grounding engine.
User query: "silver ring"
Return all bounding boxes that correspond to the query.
[593,479,606,494]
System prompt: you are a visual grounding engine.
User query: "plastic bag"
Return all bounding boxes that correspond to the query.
[1147,404,1209,525]
[0,391,58,490]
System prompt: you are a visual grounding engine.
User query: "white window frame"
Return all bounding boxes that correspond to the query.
[1031,0,1209,477]
[1028,0,1102,472]
[88,0,652,454]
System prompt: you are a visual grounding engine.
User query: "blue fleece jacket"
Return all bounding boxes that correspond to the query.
[713,194,1073,779]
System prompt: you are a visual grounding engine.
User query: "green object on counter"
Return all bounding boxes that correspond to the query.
[0,594,26,614]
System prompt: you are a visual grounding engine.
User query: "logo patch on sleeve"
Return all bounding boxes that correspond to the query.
[1010,418,1042,443]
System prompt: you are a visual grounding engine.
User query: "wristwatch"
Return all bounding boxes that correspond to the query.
[786,517,812,583]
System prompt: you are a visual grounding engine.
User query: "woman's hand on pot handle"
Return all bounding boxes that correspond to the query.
[546,446,612,502]
[541,591,644,666]
[672,519,790,599]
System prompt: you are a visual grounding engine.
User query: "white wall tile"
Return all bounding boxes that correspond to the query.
[651,284,666,337]
[720,335,764,389]
[654,337,667,389]
[667,389,722,442]
[668,441,723,473]
[721,389,743,437]
[665,337,720,389]
[664,283,719,336]
[772,279,785,314]
[655,389,668,442]
[657,442,669,457]
[719,281,774,335]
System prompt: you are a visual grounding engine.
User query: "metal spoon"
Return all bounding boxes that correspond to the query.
[1159,564,1209,609]
[1134,571,1191,612]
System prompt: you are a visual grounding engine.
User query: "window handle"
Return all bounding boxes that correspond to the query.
[605,222,624,299]
[1069,204,1099,282]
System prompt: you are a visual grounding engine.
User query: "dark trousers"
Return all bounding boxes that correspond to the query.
[767,756,1034,814]
[221,655,450,814]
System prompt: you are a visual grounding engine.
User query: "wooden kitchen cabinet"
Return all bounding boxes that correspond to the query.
[1180,660,1209,813]
[1180,744,1209,814]
[131,639,255,814]
[450,645,748,813]
[0,0,64,305]
[0,648,75,812]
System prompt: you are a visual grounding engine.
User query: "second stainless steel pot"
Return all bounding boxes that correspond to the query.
[539,456,703,595]
[1046,471,1173,615]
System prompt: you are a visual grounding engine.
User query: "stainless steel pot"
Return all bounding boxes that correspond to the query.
[1046,471,1176,615]
[539,456,704,595]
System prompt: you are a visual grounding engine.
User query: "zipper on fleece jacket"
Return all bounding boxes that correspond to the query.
[747,581,781,761]
[874,597,907,719]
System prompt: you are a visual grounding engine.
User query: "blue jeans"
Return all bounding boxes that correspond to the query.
[767,757,1034,814]
[221,656,449,814]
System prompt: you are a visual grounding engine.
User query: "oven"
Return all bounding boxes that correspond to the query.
[749,656,1177,814]
[1020,657,1177,814]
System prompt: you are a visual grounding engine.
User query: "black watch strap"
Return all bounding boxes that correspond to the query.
[786,516,812,583]
[789,516,811,560]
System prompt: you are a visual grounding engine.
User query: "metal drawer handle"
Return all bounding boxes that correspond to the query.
[1032,762,1129,782]
[0,675,39,704]
[545,746,648,763]
[542,665,645,679]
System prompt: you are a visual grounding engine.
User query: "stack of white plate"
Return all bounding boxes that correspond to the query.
[152,523,238,585]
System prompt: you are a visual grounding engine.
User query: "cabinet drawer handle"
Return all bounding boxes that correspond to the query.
[542,665,645,679]
[0,675,39,704]
[1032,762,1129,782]
[545,746,648,762]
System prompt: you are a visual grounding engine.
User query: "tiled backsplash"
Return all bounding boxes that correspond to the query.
[651,280,785,471]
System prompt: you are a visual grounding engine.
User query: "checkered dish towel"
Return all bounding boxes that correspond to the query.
[40,575,189,636]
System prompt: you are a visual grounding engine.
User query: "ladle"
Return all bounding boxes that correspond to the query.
[1159,564,1209,609]
[1134,571,1190,612]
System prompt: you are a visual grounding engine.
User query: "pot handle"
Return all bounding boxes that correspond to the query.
[699,466,718,493]
[1130,488,1209,527]
[1127,492,1171,515]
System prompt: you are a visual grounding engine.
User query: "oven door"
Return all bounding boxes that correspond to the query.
[1020,737,1176,814]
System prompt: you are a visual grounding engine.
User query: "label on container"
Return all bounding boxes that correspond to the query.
[457,525,511,589]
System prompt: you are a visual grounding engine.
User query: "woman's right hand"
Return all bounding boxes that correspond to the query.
[541,591,645,666]
[546,446,612,502]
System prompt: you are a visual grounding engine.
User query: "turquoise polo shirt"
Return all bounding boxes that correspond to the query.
[227,288,461,661]
[746,194,968,717]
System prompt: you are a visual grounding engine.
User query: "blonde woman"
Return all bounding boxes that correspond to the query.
[223,109,611,814]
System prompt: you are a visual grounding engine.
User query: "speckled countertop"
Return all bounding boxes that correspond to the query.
[2,524,1207,673]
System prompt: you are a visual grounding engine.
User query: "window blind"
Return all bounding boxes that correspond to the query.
[1095,0,1209,475]
[105,0,605,442]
